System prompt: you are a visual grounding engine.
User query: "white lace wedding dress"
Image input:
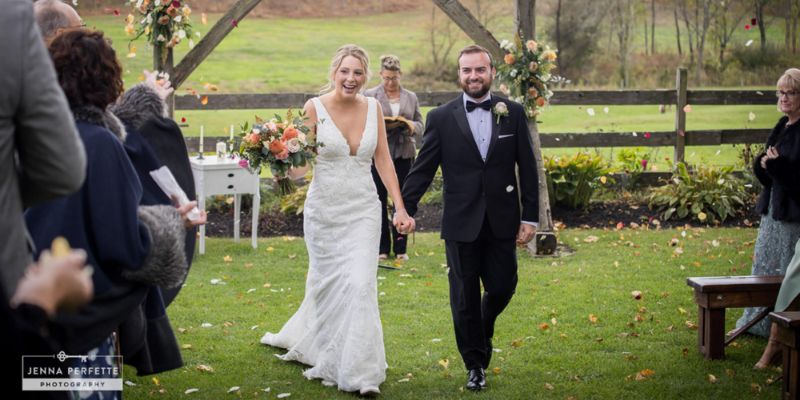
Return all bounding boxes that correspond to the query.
[261,96,386,393]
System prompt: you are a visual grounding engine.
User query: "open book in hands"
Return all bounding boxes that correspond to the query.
[384,115,414,135]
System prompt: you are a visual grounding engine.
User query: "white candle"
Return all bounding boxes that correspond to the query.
[199,125,204,152]
[230,125,234,141]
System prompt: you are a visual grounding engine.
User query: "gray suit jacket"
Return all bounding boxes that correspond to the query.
[0,0,86,296]
[364,85,424,159]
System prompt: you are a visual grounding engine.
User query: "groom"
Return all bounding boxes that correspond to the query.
[402,44,539,391]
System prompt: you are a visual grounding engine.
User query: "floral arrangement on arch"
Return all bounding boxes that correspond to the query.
[495,35,558,118]
[238,110,321,195]
[125,0,197,53]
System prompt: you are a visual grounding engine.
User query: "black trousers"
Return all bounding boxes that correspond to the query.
[371,157,413,255]
[445,216,518,370]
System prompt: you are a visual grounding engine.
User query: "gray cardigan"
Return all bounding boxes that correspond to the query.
[364,85,424,160]
[0,0,86,296]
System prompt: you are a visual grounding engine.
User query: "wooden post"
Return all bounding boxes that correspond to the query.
[515,0,536,40]
[674,67,687,165]
[153,44,175,117]
[431,0,503,60]
[513,0,556,255]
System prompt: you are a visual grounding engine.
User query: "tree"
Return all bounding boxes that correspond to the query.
[611,0,637,87]
[710,0,746,71]
[426,5,461,83]
[754,0,772,51]
[651,0,657,54]
[674,0,684,56]
[678,0,712,83]
[547,0,609,82]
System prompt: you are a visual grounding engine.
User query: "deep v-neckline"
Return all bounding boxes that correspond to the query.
[318,98,369,157]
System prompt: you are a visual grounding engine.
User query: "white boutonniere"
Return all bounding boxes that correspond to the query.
[493,102,509,124]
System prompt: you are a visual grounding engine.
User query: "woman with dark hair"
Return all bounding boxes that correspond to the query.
[24,28,205,399]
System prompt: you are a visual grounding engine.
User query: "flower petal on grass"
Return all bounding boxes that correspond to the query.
[185,388,199,394]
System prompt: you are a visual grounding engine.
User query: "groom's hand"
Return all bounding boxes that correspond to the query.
[516,223,536,245]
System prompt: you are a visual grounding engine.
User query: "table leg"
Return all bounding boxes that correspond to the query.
[198,192,206,255]
[252,185,260,249]
[234,193,241,242]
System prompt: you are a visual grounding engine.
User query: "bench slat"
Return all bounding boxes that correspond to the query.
[687,275,783,292]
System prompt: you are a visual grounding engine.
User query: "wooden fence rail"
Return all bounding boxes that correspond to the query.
[176,68,775,158]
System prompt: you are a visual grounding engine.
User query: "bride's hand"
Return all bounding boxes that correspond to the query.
[393,209,415,234]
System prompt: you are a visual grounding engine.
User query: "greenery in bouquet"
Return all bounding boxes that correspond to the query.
[495,35,558,119]
[238,110,320,195]
[125,0,197,58]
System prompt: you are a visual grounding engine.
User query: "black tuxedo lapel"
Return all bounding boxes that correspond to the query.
[485,95,502,161]
[450,100,484,163]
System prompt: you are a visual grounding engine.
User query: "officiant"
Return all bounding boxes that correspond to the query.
[365,55,424,261]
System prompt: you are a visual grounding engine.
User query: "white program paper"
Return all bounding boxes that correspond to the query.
[149,166,201,221]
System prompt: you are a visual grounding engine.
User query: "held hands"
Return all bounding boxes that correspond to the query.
[393,208,416,235]
[760,146,780,169]
[516,223,536,246]
[143,69,174,102]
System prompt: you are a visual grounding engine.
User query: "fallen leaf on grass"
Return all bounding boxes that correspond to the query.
[751,383,762,393]
[277,394,291,399]
[678,307,687,314]
[266,247,274,252]
[185,388,199,394]
[725,369,736,377]
[511,338,524,348]
[201,322,213,328]
[196,364,214,373]
[228,386,240,393]
[223,255,232,263]
[685,321,698,330]
[181,344,192,350]
[682,347,689,357]
[438,359,449,369]
[492,367,501,375]
[589,314,599,324]
[152,377,160,386]
[584,235,599,243]
[707,374,717,383]
[539,322,549,330]
[544,383,554,390]
[636,369,656,381]
[631,290,642,300]
[124,381,136,387]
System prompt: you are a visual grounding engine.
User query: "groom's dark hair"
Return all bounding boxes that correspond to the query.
[458,45,494,68]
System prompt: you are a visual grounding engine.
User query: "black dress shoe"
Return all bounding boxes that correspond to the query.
[466,368,486,391]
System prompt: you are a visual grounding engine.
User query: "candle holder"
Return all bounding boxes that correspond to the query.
[196,142,204,160]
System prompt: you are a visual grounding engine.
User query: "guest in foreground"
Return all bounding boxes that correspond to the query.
[364,54,424,261]
[752,67,800,369]
[25,28,203,400]
[401,45,539,391]
[0,0,86,297]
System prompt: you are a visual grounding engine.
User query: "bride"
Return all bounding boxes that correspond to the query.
[260,44,415,396]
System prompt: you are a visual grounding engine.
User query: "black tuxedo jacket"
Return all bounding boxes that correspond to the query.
[402,93,539,242]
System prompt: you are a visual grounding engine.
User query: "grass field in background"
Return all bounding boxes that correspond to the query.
[121,229,782,399]
[83,11,787,170]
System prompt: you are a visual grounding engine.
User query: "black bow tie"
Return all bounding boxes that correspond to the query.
[466,100,492,112]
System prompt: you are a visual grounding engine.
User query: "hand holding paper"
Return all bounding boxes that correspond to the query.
[149,166,202,222]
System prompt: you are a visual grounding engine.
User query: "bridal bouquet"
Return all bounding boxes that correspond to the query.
[126,0,197,53]
[238,110,320,195]
[495,35,558,118]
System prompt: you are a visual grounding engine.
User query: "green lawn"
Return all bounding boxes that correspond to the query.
[121,229,781,399]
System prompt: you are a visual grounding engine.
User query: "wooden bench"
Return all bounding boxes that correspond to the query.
[770,312,800,400]
[687,275,783,359]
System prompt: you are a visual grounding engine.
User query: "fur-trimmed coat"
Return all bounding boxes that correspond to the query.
[24,105,187,353]
[754,116,800,222]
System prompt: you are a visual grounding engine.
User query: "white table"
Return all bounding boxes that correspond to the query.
[190,156,260,254]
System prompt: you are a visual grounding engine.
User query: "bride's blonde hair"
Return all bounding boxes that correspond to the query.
[320,44,371,94]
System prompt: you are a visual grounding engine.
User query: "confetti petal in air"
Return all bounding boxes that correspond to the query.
[587,108,595,116]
